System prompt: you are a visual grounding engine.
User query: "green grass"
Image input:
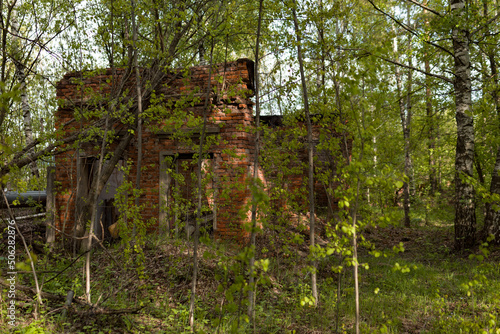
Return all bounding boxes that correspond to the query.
[1,212,499,333]
[352,253,500,333]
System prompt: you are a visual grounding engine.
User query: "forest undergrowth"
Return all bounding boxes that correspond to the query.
[1,203,499,334]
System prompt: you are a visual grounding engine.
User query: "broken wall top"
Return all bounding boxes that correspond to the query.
[56,58,255,109]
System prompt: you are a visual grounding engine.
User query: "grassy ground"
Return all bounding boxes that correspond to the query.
[1,207,499,333]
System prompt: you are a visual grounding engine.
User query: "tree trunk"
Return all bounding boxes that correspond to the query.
[85,115,110,303]
[11,2,39,178]
[189,34,217,333]
[393,29,411,227]
[132,0,143,237]
[403,9,413,226]
[248,0,264,322]
[484,148,500,242]
[482,3,500,242]
[426,58,437,195]
[74,132,133,249]
[424,2,437,196]
[292,1,318,306]
[451,0,476,250]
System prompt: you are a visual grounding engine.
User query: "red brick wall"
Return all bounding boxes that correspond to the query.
[55,59,256,240]
[54,59,347,242]
[258,120,351,215]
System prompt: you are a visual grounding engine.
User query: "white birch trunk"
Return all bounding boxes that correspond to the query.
[451,0,476,250]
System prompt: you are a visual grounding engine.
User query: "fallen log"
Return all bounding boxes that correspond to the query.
[73,306,144,316]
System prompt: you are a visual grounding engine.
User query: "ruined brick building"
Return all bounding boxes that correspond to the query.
[54,59,346,242]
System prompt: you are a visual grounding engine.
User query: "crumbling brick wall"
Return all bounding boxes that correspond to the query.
[55,59,257,241]
[54,58,347,243]
[259,117,350,217]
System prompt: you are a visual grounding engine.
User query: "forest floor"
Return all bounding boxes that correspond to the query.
[1,209,499,333]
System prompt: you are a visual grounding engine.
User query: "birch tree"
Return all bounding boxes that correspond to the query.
[365,0,478,250]
[450,0,476,250]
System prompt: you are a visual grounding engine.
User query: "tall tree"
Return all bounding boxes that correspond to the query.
[393,17,413,227]
[0,0,73,187]
[481,0,500,243]
[71,0,226,246]
[291,0,318,307]
[365,0,478,250]
[451,0,476,250]
[248,0,264,322]
[10,0,39,178]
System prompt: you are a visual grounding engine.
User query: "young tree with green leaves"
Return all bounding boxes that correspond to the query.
[291,0,318,307]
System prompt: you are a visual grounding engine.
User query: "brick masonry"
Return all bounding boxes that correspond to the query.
[54,59,347,242]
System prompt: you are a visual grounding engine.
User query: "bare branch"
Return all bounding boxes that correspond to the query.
[404,0,442,16]
[377,54,453,83]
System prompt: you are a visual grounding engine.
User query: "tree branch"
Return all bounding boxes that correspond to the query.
[365,0,454,58]
[377,54,453,83]
[366,0,418,37]
[404,0,442,16]
[470,12,500,37]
